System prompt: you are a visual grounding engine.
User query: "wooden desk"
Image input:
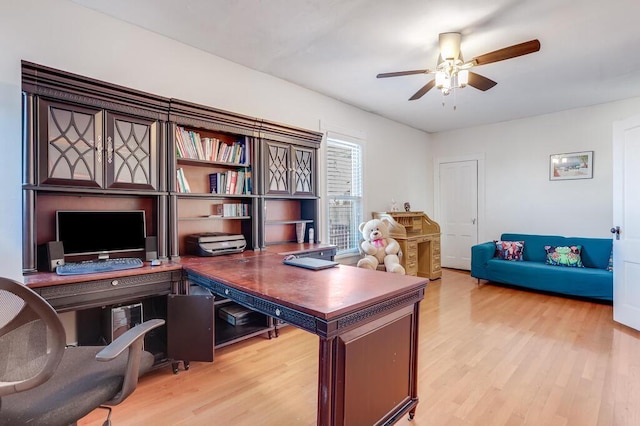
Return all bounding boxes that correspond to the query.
[25,262,183,312]
[180,253,427,425]
[25,251,426,425]
[374,211,442,279]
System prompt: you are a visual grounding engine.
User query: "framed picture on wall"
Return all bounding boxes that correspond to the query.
[549,151,593,180]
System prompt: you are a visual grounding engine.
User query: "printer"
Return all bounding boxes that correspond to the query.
[185,232,247,256]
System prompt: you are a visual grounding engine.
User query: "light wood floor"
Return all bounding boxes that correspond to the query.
[79,269,640,426]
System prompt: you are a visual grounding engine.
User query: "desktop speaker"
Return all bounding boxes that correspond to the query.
[38,241,65,272]
[145,236,158,261]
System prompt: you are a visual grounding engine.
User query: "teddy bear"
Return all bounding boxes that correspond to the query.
[356,218,405,274]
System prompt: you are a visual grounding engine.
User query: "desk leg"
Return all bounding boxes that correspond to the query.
[317,337,336,426]
[316,303,420,426]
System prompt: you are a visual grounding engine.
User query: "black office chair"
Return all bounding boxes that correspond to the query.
[0,277,164,425]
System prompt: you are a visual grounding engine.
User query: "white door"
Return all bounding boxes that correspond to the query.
[439,160,478,270]
[613,115,640,331]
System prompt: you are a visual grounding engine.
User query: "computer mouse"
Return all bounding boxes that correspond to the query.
[150,259,162,266]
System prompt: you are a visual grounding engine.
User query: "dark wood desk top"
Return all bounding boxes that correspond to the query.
[24,261,183,288]
[178,252,427,322]
[23,244,333,288]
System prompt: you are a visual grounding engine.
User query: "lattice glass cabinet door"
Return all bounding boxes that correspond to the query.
[264,140,315,196]
[105,112,158,190]
[37,99,158,190]
[264,140,291,195]
[38,99,103,188]
[292,145,314,196]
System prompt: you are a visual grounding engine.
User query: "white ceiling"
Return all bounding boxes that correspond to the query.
[71,0,640,133]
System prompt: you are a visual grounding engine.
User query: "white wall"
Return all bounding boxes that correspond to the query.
[431,97,640,242]
[0,0,431,281]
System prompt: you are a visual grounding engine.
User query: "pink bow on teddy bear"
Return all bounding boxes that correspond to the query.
[372,238,386,248]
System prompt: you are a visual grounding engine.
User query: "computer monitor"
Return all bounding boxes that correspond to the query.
[56,210,146,259]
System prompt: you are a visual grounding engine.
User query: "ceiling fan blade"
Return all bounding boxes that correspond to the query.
[471,39,540,66]
[409,80,436,100]
[467,72,497,91]
[377,69,430,78]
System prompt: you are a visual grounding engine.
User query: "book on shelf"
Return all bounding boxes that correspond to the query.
[227,170,238,194]
[190,131,204,160]
[209,172,226,194]
[174,129,250,165]
[209,170,250,195]
[176,168,191,193]
[245,167,252,193]
[221,203,249,217]
[235,170,245,195]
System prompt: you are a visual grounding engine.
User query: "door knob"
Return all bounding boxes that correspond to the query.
[610,226,621,240]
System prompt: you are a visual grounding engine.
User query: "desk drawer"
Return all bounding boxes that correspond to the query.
[33,271,179,312]
[405,260,418,275]
[433,238,441,254]
[405,250,417,262]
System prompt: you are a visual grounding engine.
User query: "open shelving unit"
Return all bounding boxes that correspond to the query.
[21,61,328,367]
[213,298,272,348]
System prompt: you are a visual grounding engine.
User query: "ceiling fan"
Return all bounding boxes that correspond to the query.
[377,32,541,101]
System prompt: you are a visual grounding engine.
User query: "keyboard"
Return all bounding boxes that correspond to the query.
[56,258,144,275]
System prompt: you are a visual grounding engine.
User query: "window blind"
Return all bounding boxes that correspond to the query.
[326,137,363,255]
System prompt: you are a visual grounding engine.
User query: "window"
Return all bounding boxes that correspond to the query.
[326,135,363,256]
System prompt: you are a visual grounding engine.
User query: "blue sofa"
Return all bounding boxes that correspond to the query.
[471,233,613,301]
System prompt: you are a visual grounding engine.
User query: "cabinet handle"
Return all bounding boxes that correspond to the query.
[107,136,113,164]
[96,136,102,163]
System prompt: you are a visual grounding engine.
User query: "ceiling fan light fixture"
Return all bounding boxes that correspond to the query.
[376,33,540,103]
[439,32,461,61]
[435,72,451,92]
[458,69,469,87]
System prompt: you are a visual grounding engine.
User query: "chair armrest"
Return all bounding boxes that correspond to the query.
[96,319,165,361]
[96,318,165,406]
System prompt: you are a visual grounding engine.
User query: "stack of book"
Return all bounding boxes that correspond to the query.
[176,168,191,193]
[175,126,249,164]
[209,169,252,195]
[211,203,249,218]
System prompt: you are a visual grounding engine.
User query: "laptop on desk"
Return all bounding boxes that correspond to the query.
[283,257,339,271]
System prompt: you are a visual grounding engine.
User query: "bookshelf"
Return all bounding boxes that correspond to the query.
[21,61,327,366]
[259,124,320,247]
[168,108,259,255]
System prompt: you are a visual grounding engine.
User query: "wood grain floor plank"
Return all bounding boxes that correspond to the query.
[78,269,640,425]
